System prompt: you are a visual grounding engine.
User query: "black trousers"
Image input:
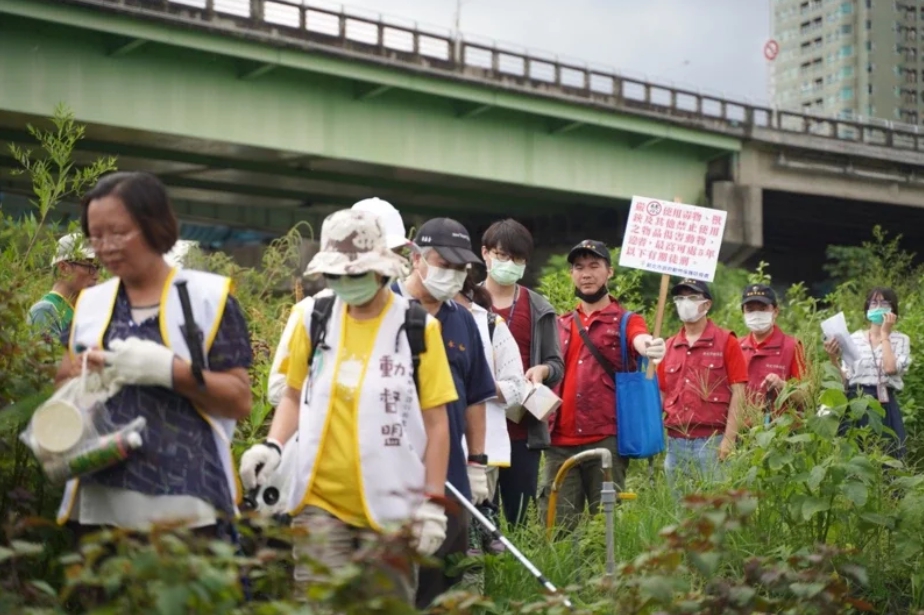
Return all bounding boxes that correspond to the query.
[415,508,470,609]
[496,439,542,527]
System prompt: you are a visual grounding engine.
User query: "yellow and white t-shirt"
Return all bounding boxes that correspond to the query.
[282,293,457,527]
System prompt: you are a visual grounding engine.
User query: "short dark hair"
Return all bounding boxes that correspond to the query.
[864,287,900,317]
[81,172,178,255]
[481,219,533,261]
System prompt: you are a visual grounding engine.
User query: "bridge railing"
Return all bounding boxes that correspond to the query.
[87,0,924,151]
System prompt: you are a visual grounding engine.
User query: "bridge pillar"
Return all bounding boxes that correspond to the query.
[711,181,763,268]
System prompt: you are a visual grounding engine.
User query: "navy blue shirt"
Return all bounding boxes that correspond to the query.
[394,282,496,500]
[62,285,252,516]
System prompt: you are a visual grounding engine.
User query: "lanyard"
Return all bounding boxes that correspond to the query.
[507,285,520,322]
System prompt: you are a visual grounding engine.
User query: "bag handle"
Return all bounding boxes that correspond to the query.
[620,310,651,374]
[574,310,616,375]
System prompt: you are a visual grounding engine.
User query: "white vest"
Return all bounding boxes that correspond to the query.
[287,293,429,530]
[464,304,512,467]
[57,268,237,524]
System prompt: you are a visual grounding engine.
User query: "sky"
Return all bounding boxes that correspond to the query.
[330,0,774,103]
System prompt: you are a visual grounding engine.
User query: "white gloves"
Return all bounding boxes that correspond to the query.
[643,337,666,364]
[467,464,489,505]
[411,500,447,556]
[239,441,282,490]
[103,338,176,389]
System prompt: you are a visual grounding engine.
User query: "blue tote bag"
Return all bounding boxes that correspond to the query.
[615,311,665,458]
[573,311,664,458]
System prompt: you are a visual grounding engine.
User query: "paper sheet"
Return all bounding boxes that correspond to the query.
[821,311,861,367]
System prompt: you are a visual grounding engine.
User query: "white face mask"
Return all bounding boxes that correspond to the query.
[744,311,774,332]
[421,261,467,302]
[676,298,707,323]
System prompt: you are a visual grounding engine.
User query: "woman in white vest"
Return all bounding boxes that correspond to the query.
[54,172,253,539]
[456,275,526,556]
[239,208,456,605]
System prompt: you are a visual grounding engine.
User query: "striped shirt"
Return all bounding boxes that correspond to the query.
[843,330,911,391]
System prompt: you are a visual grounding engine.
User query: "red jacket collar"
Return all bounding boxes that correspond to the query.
[742,325,784,350]
[673,319,720,348]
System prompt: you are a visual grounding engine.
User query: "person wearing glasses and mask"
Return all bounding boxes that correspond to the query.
[55,171,253,539]
[824,287,909,459]
[393,217,496,609]
[658,279,747,487]
[738,284,808,423]
[28,233,100,338]
[479,219,563,528]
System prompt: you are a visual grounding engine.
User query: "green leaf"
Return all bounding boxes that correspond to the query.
[11,540,44,556]
[0,546,14,563]
[156,586,190,615]
[29,580,57,597]
[819,388,848,408]
[729,586,757,606]
[638,575,675,603]
[785,433,813,444]
[842,482,869,507]
[807,465,827,492]
[800,496,831,521]
[688,551,721,576]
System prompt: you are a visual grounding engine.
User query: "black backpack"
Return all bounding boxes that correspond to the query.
[308,295,428,394]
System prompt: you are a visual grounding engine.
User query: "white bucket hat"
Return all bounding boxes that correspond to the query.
[304,209,408,279]
[52,233,95,267]
[351,197,409,250]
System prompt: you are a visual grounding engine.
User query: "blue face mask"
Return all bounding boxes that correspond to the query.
[866,307,891,325]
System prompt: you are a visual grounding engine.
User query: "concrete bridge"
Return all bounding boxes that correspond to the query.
[3,0,924,284]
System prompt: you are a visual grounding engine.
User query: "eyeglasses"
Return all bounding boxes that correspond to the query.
[869,300,892,308]
[672,295,706,304]
[490,250,526,266]
[88,230,139,250]
[67,261,100,273]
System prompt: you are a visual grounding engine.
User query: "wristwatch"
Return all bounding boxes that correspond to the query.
[467,454,488,465]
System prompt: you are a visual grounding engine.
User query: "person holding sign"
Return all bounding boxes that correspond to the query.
[538,240,665,530]
[739,284,808,421]
[658,279,747,487]
[823,287,909,459]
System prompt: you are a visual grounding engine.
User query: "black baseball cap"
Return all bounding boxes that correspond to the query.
[568,239,611,265]
[414,218,481,266]
[671,278,713,300]
[741,284,777,307]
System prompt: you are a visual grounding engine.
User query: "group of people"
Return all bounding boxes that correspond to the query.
[28,170,911,608]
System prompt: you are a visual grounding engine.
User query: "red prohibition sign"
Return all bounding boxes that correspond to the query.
[764,39,780,61]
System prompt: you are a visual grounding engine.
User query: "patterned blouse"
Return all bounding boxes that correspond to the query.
[843,329,911,391]
[62,283,252,525]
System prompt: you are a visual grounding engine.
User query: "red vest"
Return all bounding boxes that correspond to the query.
[661,320,735,439]
[552,299,634,439]
[740,326,798,413]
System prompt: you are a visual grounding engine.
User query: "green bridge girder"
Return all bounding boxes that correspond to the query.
[0,0,741,236]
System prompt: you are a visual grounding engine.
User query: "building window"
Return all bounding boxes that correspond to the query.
[866,19,872,30]
[839,108,854,120]
[866,41,873,50]
[841,24,853,34]
[840,86,854,100]
[840,44,854,57]
[840,1,853,14]
[841,66,855,78]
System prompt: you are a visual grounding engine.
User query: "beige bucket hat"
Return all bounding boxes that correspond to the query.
[304,209,408,279]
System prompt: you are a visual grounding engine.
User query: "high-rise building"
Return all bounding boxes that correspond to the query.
[772,0,922,125]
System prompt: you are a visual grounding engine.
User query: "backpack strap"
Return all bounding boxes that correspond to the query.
[397,301,428,396]
[308,296,336,370]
